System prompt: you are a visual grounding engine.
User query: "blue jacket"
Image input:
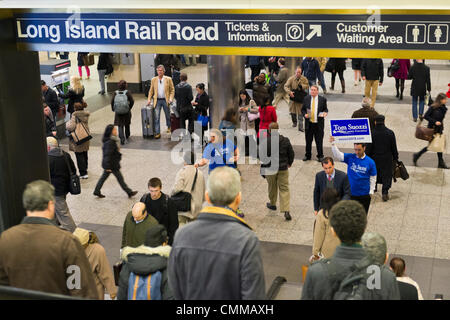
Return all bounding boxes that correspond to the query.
[301,58,321,81]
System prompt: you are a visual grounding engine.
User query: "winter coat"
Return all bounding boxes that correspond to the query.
[361,58,384,82]
[301,58,321,81]
[43,87,59,114]
[60,87,85,114]
[48,148,76,196]
[408,61,431,97]
[312,209,341,258]
[168,206,266,300]
[351,106,379,132]
[0,216,98,299]
[194,92,209,117]
[392,59,411,80]
[111,90,134,126]
[66,110,90,153]
[77,52,88,67]
[275,67,290,93]
[84,243,117,300]
[367,123,399,161]
[45,114,56,137]
[252,80,271,106]
[351,58,362,70]
[170,165,206,220]
[121,210,159,248]
[102,138,122,170]
[260,133,294,175]
[239,99,259,131]
[118,245,173,300]
[97,53,112,70]
[258,105,277,137]
[328,58,347,73]
[424,104,447,133]
[175,81,194,115]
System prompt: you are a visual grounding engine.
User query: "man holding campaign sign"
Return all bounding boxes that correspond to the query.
[329,117,377,215]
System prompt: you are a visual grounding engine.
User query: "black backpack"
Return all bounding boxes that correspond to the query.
[322,256,378,300]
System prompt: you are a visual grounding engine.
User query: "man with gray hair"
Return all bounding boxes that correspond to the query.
[168,166,266,299]
[352,97,379,133]
[0,180,98,298]
[47,136,77,232]
[361,232,401,299]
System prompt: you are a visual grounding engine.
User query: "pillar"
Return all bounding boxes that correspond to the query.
[107,53,142,93]
[207,55,245,129]
[285,57,303,75]
[0,16,50,232]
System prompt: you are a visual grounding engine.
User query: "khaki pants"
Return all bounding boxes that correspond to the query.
[364,80,379,108]
[266,170,290,212]
[272,91,289,107]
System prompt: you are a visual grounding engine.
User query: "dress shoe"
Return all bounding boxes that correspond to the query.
[413,118,417,122]
[284,212,292,221]
[266,203,277,210]
[382,194,389,201]
[154,134,161,139]
[93,191,105,198]
[292,122,297,127]
[412,153,419,166]
[128,191,138,198]
[298,127,304,132]
[302,156,311,161]
[317,157,324,163]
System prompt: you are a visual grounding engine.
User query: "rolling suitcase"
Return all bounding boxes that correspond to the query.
[141,105,155,138]
[170,114,180,133]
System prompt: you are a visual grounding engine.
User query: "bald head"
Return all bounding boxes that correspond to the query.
[132,202,147,222]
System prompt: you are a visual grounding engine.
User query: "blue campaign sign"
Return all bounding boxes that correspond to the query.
[330,118,372,143]
[14,12,450,52]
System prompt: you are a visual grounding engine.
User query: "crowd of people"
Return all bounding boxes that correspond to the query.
[10,55,448,300]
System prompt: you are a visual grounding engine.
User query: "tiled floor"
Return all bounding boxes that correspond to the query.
[49,55,450,298]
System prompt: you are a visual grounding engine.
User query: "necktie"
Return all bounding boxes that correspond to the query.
[328,175,332,181]
[311,96,316,123]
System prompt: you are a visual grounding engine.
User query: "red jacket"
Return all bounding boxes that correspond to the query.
[258,105,277,138]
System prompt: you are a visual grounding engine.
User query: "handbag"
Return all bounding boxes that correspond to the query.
[171,169,198,212]
[290,87,307,103]
[70,116,92,145]
[62,152,81,195]
[113,261,123,286]
[325,59,334,73]
[387,60,400,77]
[428,133,446,153]
[197,114,210,127]
[247,111,260,122]
[415,119,434,142]
[393,160,409,182]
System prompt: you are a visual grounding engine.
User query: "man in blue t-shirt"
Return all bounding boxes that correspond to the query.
[330,136,377,214]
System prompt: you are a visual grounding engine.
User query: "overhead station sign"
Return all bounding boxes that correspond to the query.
[15,13,450,52]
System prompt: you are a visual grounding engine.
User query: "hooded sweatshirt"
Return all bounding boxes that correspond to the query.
[117,245,173,300]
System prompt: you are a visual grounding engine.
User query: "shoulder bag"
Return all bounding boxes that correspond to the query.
[415,119,434,142]
[63,152,81,195]
[171,169,198,212]
[70,116,92,145]
[393,160,409,182]
[428,133,446,153]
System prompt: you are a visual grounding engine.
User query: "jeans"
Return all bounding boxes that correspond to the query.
[75,151,88,176]
[155,99,171,134]
[54,195,77,232]
[308,79,317,87]
[94,169,133,195]
[98,69,106,92]
[412,95,425,120]
[318,71,326,91]
[118,125,130,144]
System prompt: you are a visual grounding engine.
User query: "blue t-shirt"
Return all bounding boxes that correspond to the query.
[343,153,377,196]
[203,139,237,172]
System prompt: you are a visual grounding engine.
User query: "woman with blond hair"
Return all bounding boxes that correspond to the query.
[59,76,85,116]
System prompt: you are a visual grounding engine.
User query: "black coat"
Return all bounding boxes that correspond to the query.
[407,62,431,97]
[60,88,85,114]
[351,106,379,132]
[102,138,122,170]
[43,88,59,113]
[260,133,294,173]
[194,92,209,117]
[424,104,447,133]
[111,90,134,126]
[313,169,351,211]
[301,95,328,131]
[45,114,56,137]
[175,82,193,114]
[328,58,347,72]
[367,124,399,182]
[361,58,384,82]
[397,281,419,300]
[97,53,112,70]
[77,52,88,67]
[48,148,76,196]
[252,80,271,106]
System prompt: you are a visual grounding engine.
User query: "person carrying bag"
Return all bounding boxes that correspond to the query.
[171,169,198,212]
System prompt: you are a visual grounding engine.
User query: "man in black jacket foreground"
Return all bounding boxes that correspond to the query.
[47,136,77,232]
[302,200,400,300]
[260,122,295,221]
[367,115,399,201]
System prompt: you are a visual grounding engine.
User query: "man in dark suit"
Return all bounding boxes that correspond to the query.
[313,157,351,215]
[301,85,328,162]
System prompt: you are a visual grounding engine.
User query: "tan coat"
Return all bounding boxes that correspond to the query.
[312,209,341,258]
[284,75,309,114]
[66,110,90,153]
[315,57,328,72]
[239,99,259,131]
[170,165,206,220]
[148,75,175,106]
[0,217,98,299]
[84,243,117,300]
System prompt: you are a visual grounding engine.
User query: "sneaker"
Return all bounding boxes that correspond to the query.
[236,209,245,218]
[80,175,88,179]
[266,203,277,210]
[93,191,105,198]
[128,191,138,198]
[284,212,292,221]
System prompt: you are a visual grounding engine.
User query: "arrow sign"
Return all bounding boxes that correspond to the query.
[306,25,322,40]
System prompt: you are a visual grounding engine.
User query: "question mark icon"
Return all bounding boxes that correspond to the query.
[287,24,303,40]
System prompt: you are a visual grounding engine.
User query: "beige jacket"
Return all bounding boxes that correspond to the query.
[148,75,175,106]
[315,57,328,72]
[284,74,309,94]
[312,209,341,258]
[239,99,259,131]
[66,110,90,153]
[85,243,117,300]
[170,165,206,220]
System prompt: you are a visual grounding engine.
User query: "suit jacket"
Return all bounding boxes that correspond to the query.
[301,95,328,130]
[148,76,175,106]
[313,169,351,211]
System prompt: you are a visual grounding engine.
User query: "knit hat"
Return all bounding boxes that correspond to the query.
[73,228,90,246]
[144,225,168,248]
[375,114,385,123]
